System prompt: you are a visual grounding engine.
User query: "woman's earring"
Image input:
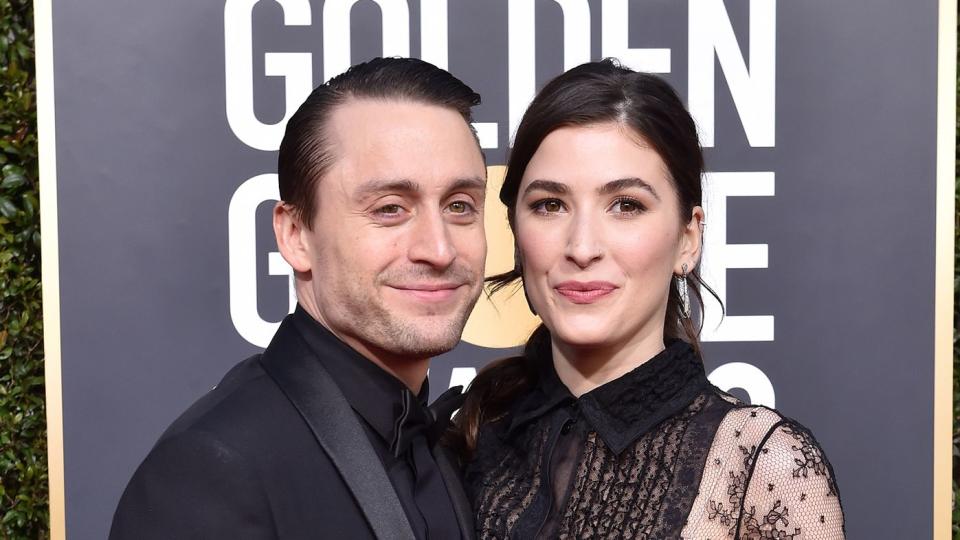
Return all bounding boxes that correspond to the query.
[677,263,691,319]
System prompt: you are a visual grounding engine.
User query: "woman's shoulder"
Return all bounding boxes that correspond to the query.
[708,393,839,485]
[688,393,845,537]
[709,394,828,456]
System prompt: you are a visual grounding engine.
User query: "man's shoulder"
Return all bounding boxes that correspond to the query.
[155,354,301,452]
[111,354,364,539]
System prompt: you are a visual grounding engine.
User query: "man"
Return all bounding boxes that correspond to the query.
[110,57,487,539]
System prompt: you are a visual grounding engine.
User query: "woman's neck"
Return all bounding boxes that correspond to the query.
[552,326,666,397]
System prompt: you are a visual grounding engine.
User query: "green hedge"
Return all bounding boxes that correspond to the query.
[0,0,47,538]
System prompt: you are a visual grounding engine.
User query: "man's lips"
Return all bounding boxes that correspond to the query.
[553,281,618,304]
[388,283,467,301]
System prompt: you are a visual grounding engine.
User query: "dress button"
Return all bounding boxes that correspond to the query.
[561,419,574,435]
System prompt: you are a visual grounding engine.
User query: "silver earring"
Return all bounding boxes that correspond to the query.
[677,263,691,319]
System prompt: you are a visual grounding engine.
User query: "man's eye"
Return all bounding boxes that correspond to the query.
[376,204,404,215]
[448,201,474,214]
[531,199,565,214]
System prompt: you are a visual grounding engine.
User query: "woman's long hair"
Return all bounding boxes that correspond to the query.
[450,59,720,460]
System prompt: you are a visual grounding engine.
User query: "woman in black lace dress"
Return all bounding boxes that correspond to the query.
[452,60,845,539]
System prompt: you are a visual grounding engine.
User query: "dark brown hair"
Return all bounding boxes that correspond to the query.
[450,59,720,459]
[277,57,481,228]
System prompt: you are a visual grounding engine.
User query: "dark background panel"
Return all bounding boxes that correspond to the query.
[52,0,939,537]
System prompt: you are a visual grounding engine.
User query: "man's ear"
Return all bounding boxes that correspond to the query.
[273,202,313,273]
[674,205,704,274]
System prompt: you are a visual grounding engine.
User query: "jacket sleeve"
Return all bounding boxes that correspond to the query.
[109,428,277,540]
[738,419,845,539]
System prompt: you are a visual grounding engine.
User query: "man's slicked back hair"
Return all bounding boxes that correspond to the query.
[277,57,482,228]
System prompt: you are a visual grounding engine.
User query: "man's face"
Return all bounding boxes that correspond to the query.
[299,98,487,361]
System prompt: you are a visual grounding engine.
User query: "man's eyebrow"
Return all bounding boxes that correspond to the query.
[448,176,487,192]
[353,179,420,199]
[597,177,660,201]
[522,179,568,197]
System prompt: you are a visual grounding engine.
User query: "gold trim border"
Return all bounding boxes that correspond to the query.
[34,0,65,537]
[934,0,957,537]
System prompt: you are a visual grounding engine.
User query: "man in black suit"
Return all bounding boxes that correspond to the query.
[110,57,488,539]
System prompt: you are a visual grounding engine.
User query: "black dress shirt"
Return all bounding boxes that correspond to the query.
[292,307,461,540]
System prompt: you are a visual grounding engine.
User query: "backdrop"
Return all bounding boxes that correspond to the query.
[38,0,951,537]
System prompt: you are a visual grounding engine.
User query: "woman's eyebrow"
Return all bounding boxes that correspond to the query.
[522,179,568,196]
[597,177,660,201]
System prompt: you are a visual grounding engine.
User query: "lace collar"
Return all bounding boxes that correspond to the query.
[506,340,709,455]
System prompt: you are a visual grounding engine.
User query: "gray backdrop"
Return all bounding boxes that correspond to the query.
[49,0,939,537]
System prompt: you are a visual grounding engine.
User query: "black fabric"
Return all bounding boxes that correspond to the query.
[290,307,463,540]
[111,310,473,540]
[464,341,845,539]
[258,321,414,540]
[506,340,710,454]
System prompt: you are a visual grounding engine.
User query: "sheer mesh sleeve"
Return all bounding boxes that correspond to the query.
[737,420,844,539]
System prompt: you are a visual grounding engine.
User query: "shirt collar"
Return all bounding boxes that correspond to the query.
[291,305,429,448]
[508,340,708,455]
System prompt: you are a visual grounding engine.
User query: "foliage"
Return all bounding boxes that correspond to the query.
[0,0,47,537]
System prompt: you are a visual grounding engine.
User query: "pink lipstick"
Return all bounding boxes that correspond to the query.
[554,281,618,304]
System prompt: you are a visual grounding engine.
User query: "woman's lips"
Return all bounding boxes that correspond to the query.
[554,281,618,304]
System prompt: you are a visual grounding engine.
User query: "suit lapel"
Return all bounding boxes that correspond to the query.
[260,317,416,540]
[432,444,476,540]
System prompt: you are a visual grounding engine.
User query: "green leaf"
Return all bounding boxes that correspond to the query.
[1,170,24,188]
[0,196,16,218]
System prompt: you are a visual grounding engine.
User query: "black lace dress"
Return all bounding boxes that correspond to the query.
[463,341,845,539]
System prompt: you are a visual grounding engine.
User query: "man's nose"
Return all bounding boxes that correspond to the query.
[564,212,603,269]
[408,209,457,269]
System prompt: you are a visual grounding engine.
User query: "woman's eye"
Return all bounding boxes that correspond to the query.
[611,197,644,214]
[531,199,565,214]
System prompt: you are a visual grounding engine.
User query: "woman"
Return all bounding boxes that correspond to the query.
[453,60,844,539]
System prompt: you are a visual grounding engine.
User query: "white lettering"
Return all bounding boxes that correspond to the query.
[688,0,776,147]
[420,0,448,69]
[708,362,775,407]
[228,173,284,347]
[323,0,410,81]
[508,0,591,142]
[224,0,312,151]
[449,367,478,390]
[601,0,671,73]
[700,171,775,342]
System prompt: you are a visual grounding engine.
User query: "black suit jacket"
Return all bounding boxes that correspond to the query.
[110,316,474,540]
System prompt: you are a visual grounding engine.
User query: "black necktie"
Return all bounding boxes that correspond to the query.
[391,385,465,458]
[391,386,464,540]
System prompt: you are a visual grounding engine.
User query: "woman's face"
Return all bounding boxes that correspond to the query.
[515,122,702,352]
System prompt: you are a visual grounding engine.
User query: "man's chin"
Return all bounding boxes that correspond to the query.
[384,335,460,359]
[388,316,469,356]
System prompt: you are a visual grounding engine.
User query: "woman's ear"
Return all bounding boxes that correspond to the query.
[675,205,704,274]
[273,201,313,274]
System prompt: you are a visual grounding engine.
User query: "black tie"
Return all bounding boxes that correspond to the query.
[390,386,464,540]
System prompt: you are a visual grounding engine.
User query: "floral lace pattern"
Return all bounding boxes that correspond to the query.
[686,409,844,540]
[463,343,844,539]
